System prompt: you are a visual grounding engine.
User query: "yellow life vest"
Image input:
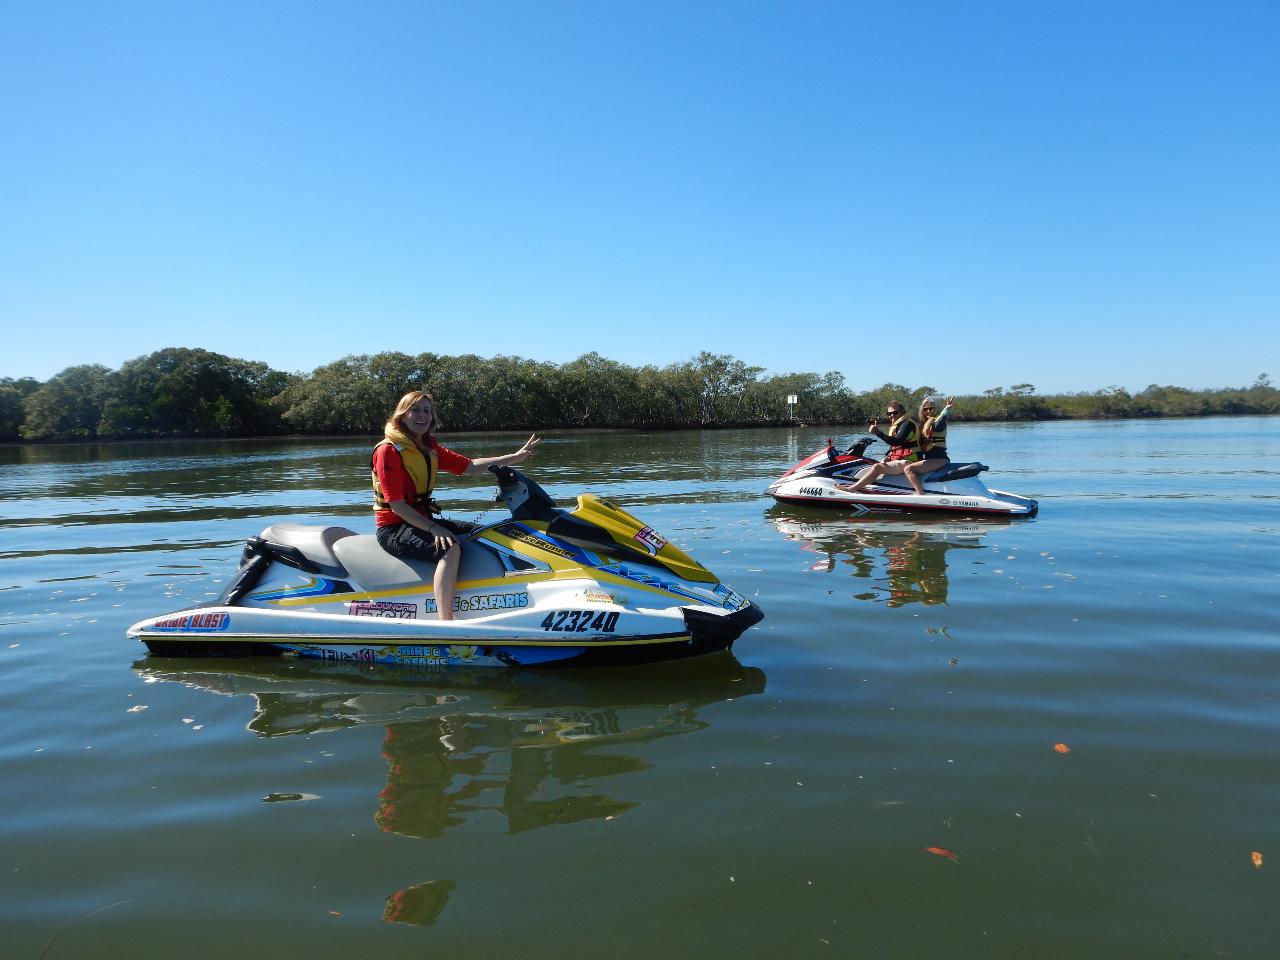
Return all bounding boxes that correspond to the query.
[372,428,438,514]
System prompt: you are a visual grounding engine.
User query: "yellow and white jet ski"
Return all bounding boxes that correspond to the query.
[128,466,763,668]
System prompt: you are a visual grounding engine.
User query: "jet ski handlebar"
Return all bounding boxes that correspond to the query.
[490,465,559,522]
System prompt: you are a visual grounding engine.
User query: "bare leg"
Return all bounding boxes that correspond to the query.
[433,544,461,620]
[842,460,919,493]
[903,460,942,495]
[841,463,886,493]
[902,461,926,495]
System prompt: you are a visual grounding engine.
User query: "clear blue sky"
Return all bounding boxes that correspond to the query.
[2,1,1276,395]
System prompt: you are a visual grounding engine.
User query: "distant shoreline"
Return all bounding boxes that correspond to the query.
[2,413,1273,448]
[7,348,1274,441]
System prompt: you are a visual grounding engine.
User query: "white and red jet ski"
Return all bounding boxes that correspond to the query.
[766,437,1038,518]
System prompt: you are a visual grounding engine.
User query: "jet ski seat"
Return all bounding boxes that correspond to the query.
[253,523,357,579]
[248,522,508,593]
[927,462,989,483]
[333,533,507,592]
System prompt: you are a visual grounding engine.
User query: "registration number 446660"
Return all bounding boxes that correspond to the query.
[540,610,620,633]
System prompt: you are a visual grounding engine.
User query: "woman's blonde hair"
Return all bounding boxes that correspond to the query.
[918,397,938,423]
[385,390,440,443]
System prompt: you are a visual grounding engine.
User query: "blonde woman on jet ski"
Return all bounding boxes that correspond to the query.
[372,390,539,620]
[902,396,956,492]
[837,400,924,494]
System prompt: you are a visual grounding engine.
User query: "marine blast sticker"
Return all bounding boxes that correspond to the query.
[349,601,417,619]
[150,612,231,632]
[634,525,667,555]
[424,591,530,614]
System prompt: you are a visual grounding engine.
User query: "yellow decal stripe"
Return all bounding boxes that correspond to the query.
[268,569,689,607]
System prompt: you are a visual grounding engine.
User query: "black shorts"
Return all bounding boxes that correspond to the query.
[376,518,472,563]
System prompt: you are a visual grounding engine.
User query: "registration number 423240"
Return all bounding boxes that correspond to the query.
[540,610,620,633]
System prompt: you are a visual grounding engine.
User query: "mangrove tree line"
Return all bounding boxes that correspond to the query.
[3,347,1276,441]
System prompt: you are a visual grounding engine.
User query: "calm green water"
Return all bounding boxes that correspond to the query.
[1,419,1277,959]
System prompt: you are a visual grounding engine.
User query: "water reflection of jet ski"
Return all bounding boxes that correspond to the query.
[133,653,766,837]
[769,507,1003,606]
[128,465,763,668]
[767,438,1038,517]
[133,652,767,739]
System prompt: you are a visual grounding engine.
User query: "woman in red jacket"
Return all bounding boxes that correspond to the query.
[372,390,539,620]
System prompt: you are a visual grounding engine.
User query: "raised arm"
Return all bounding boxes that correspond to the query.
[464,434,541,474]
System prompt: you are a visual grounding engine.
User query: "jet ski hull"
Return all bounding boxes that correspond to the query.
[132,599,763,668]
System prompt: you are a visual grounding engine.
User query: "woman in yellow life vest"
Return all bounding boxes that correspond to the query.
[903,396,955,492]
[838,400,923,494]
[372,390,539,620]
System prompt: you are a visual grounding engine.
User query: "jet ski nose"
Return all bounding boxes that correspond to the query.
[682,602,764,648]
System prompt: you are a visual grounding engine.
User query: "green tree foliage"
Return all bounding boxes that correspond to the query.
[21,365,114,439]
[276,353,424,434]
[96,348,291,438]
[559,352,637,427]
[0,388,24,440]
[0,378,38,439]
[7,353,1278,442]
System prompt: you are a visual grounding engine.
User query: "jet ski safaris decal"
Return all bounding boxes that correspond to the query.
[424,591,531,614]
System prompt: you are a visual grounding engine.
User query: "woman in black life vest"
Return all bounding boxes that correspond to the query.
[838,400,925,494]
[903,396,955,492]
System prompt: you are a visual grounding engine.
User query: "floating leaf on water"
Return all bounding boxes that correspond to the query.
[383,879,455,926]
[1252,851,1264,869]
[262,792,320,803]
[1053,743,1071,754]
[126,705,148,713]
[925,846,959,863]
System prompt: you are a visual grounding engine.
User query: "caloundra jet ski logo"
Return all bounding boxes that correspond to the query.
[634,525,667,555]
